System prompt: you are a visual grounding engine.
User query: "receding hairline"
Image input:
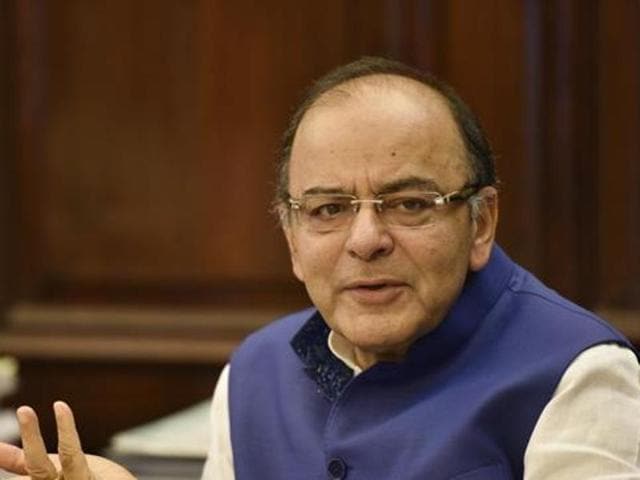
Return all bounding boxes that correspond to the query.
[292,73,470,175]
[304,72,452,116]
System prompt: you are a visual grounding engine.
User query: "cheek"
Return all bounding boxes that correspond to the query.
[297,244,343,315]
[291,235,343,284]
[403,225,468,268]
[405,225,472,296]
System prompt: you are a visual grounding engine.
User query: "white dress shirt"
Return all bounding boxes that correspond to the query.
[201,342,640,479]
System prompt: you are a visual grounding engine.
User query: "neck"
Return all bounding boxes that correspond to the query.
[353,344,407,371]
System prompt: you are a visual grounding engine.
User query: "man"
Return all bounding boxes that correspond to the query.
[1,57,639,479]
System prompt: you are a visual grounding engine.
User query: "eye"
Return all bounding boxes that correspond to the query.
[308,199,350,219]
[385,195,436,212]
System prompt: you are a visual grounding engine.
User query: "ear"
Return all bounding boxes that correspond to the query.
[469,187,499,271]
[282,222,305,282]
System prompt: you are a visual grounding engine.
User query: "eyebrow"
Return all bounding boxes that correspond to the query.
[300,176,443,197]
[301,186,349,196]
[376,176,442,194]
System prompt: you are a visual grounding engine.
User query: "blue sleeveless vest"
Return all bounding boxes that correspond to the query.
[229,246,633,479]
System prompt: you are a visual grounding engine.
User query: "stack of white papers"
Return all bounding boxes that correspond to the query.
[110,400,211,459]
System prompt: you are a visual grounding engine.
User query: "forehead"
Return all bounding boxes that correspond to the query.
[289,78,470,193]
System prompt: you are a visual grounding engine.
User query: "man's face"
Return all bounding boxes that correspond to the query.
[284,81,496,367]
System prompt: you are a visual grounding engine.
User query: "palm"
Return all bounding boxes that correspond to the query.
[86,454,136,479]
[7,454,135,479]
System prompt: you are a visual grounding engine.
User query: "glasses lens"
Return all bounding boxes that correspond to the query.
[298,195,354,232]
[381,192,440,227]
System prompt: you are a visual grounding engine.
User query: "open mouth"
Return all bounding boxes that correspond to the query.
[347,279,404,290]
[361,283,387,290]
[344,281,406,304]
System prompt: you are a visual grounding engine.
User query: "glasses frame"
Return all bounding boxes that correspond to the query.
[286,183,481,231]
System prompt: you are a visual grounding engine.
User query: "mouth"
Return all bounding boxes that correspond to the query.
[343,279,408,304]
[361,284,387,290]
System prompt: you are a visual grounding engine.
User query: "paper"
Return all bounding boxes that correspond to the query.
[109,400,211,459]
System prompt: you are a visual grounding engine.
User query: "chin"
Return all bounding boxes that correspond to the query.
[337,311,426,356]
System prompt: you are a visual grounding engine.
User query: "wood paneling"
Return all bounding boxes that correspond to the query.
[27,1,286,287]
[535,0,601,305]
[13,0,48,301]
[0,0,17,311]
[597,0,640,309]
[442,0,535,271]
[9,0,637,311]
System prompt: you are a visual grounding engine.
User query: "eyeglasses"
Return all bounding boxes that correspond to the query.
[287,184,480,233]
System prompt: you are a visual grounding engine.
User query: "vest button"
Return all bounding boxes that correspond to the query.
[327,457,347,479]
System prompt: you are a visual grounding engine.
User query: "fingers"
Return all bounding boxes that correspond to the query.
[9,403,94,480]
[0,441,27,474]
[16,406,58,480]
[54,401,92,480]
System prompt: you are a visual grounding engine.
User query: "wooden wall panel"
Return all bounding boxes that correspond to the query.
[535,0,600,305]
[0,0,16,311]
[442,0,535,271]
[3,0,638,315]
[13,0,50,302]
[597,0,640,309]
[12,0,370,307]
[39,1,263,282]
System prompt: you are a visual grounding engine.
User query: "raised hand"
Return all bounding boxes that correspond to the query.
[0,401,136,480]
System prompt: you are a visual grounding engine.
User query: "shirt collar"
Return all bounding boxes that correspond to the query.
[328,330,363,376]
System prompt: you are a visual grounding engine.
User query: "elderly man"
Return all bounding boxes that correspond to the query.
[1,57,639,480]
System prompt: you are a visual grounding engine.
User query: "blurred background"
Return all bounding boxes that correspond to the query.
[0,0,638,461]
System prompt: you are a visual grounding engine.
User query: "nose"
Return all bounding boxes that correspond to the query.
[344,203,394,261]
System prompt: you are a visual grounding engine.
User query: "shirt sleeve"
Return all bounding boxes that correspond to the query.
[201,364,235,480]
[524,343,640,479]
